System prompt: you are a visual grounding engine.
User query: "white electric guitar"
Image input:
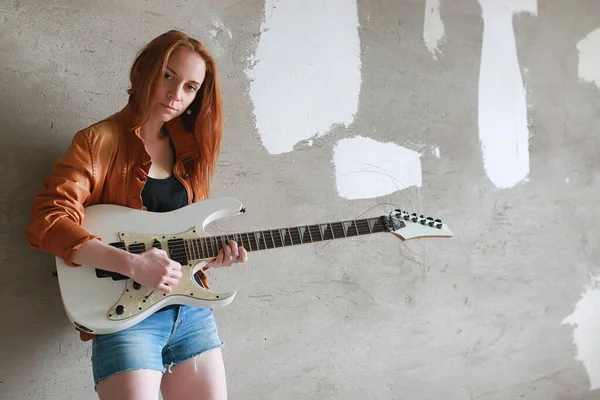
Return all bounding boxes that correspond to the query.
[55,197,453,335]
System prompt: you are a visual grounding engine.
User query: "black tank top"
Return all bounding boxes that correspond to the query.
[141,138,188,212]
[141,174,188,212]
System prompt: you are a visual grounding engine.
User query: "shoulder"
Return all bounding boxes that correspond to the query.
[69,110,128,156]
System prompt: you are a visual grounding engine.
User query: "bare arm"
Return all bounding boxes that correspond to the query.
[71,239,136,277]
[72,240,182,294]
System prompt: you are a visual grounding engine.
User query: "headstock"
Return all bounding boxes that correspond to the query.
[382,209,453,241]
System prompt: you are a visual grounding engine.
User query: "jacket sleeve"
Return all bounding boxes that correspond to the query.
[25,129,101,266]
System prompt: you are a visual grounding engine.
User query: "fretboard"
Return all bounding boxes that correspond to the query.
[179,216,387,262]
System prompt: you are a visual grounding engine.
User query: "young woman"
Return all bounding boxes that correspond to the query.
[26,30,246,400]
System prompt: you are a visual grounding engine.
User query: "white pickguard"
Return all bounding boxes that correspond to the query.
[56,197,243,335]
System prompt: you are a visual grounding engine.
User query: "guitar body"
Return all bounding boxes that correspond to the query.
[56,197,243,335]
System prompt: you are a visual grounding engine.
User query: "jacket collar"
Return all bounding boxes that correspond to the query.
[115,103,199,163]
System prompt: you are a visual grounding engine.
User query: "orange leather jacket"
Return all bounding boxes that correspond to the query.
[26,105,211,340]
[26,104,208,264]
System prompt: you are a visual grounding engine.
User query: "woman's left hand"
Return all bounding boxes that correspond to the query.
[206,239,248,268]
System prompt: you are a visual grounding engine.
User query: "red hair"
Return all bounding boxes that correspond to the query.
[128,30,223,198]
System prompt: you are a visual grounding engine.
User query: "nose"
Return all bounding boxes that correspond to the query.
[167,86,183,101]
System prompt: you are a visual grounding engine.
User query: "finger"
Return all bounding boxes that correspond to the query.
[168,269,183,279]
[153,248,168,258]
[214,249,224,266]
[238,246,248,262]
[158,284,171,294]
[222,242,233,262]
[229,240,239,259]
[164,277,179,287]
[167,261,182,271]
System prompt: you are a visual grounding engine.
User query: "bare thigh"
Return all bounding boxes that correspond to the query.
[161,347,227,400]
[96,369,163,400]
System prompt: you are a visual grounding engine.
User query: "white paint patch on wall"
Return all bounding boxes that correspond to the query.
[423,0,446,60]
[577,28,600,89]
[207,17,233,58]
[246,0,361,155]
[333,136,422,200]
[562,277,600,390]
[477,0,536,189]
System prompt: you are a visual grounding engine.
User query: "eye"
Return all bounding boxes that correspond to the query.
[164,72,173,80]
[187,84,198,91]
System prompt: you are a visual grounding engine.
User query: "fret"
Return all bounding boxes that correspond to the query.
[306,225,314,243]
[332,222,345,238]
[279,229,286,246]
[203,238,209,257]
[273,229,283,248]
[194,239,201,259]
[243,232,250,252]
[212,236,218,256]
[356,219,369,235]
[372,218,383,233]
[198,238,205,259]
[268,230,276,249]
[248,232,255,250]
[309,225,322,242]
[293,227,301,245]
[342,221,355,237]
[187,239,194,260]
[188,239,195,259]
[203,238,210,258]
[261,230,269,250]
[296,227,303,244]
[320,224,332,241]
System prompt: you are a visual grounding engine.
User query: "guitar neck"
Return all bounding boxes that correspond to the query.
[184,216,388,262]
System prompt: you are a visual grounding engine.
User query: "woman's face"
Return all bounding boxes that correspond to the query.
[152,47,207,122]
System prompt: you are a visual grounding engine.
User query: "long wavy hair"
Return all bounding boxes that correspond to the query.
[128,30,223,198]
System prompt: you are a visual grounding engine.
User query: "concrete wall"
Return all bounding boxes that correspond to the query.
[1,1,599,399]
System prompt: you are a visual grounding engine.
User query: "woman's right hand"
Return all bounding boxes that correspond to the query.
[129,248,183,293]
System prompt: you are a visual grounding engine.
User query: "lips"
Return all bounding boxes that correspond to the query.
[161,103,177,112]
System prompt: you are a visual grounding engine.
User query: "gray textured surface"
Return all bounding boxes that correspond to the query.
[0,1,599,399]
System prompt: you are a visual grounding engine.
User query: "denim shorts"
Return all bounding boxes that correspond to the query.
[91,305,223,386]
